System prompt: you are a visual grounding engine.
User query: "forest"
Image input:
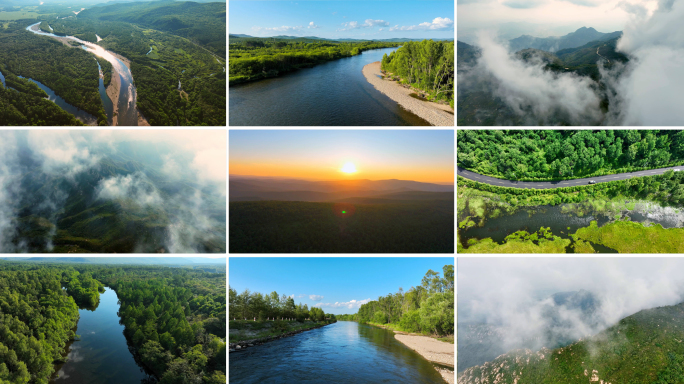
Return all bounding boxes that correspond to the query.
[381,40,454,108]
[0,22,108,125]
[0,80,84,125]
[229,199,454,253]
[337,264,453,338]
[0,261,226,384]
[229,39,401,85]
[228,287,330,322]
[458,300,684,384]
[457,130,684,181]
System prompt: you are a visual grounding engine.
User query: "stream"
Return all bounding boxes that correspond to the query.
[26,22,139,125]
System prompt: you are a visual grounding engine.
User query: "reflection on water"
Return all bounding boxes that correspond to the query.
[229,47,431,126]
[50,288,151,384]
[26,22,138,125]
[229,321,445,384]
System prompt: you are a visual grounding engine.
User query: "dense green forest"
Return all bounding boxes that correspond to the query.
[229,200,454,253]
[381,40,454,108]
[458,300,684,384]
[229,287,329,322]
[50,17,225,125]
[0,80,84,125]
[0,22,107,125]
[458,130,684,180]
[0,262,226,384]
[337,264,453,338]
[229,39,401,85]
[0,267,103,383]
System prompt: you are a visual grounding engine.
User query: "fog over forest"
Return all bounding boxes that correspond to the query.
[0,130,226,253]
[458,258,684,368]
[459,0,684,125]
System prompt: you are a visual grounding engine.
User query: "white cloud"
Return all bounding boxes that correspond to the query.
[390,17,454,31]
[252,25,303,33]
[314,298,372,309]
[96,172,163,207]
[338,19,389,31]
[308,21,320,29]
[309,295,324,301]
[27,131,100,177]
[289,294,295,299]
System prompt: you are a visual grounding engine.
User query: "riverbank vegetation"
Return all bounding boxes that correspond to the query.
[338,264,453,338]
[458,130,684,181]
[0,265,105,383]
[229,319,335,343]
[0,79,84,125]
[574,220,684,253]
[460,228,571,253]
[0,22,108,125]
[229,286,330,323]
[229,200,454,253]
[381,40,454,108]
[229,38,401,85]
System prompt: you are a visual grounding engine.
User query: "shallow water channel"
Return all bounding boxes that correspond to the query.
[26,22,138,125]
[229,321,446,383]
[50,288,151,384]
[459,202,684,253]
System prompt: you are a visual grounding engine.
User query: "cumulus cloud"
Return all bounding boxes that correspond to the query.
[309,295,324,301]
[459,258,684,361]
[308,21,320,29]
[390,17,454,31]
[252,25,303,33]
[315,298,372,309]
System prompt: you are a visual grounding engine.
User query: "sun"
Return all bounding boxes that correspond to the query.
[340,162,357,174]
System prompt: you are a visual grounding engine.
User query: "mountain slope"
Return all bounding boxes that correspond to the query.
[458,301,684,384]
[508,26,622,52]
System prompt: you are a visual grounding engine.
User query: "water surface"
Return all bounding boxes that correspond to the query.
[229,47,431,126]
[229,321,445,383]
[50,288,151,384]
[18,75,97,125]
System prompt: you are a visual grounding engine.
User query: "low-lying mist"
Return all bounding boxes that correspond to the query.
[458,0,684,125]
[0,130,226,253]
[458,258,684,370]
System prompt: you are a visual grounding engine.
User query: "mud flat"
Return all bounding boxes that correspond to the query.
[362,61,454,126]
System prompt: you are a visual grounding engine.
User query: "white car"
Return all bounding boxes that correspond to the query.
[588,180,596,184]
[674,169,680,172]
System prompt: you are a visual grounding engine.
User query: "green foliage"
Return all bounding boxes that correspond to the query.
[229,200,454,253]
[458,130,684,180]
[381,40,454,105]
[0,81,84,125]
[229,39,400,85]
[354,265,454,337]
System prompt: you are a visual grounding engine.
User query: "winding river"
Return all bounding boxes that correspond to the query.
[229,321,446,383]
[50,287,151,384]
[229,47,431,126]
[26,22,138,125]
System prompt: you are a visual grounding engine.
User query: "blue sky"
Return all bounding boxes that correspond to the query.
[229,257,454,315]
[229,0,454,39]
[229,130,454,183]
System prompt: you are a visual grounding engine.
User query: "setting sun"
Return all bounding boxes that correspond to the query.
[341,162,357,174]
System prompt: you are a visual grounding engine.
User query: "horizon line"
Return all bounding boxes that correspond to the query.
[229,174,455,184]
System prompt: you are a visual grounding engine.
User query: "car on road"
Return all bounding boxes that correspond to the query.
[589,180,596,184]
[675,169,681,172]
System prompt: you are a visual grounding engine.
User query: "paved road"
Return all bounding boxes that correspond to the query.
[457,165,684,189]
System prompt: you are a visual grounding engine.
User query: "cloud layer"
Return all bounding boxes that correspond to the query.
[315,298,372,309]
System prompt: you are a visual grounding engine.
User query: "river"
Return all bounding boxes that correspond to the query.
[229,47,431,126]
[229,321,446,383]
[50,288,152,384]
[26,22,139,126]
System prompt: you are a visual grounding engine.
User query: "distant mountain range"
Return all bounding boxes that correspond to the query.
[508,26,622,53]
[0,257,226,265]
[229,176,454,202]
[229,34,453,43]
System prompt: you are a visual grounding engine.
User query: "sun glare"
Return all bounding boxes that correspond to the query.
[340,162,357,174]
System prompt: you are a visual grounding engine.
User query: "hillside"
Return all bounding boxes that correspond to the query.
[458,300,684,384]
[508,26,622,53]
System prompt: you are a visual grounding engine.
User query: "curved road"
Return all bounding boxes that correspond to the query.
[457,165,683,189]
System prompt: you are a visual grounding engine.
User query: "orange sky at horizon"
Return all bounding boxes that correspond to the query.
[229,131,454,184]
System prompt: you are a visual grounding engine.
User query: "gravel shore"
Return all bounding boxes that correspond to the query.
[106,67,121,126]
[394,334,454,384]
[362,62,454,126]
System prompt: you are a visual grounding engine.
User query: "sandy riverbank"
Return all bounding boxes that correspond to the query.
[362,61,454,126]
[105,66,121,126]
[394,334,454,384]
[137,108,150,126]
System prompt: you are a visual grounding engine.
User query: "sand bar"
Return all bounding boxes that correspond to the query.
[394,333,454,384]
[363,61,454,126]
